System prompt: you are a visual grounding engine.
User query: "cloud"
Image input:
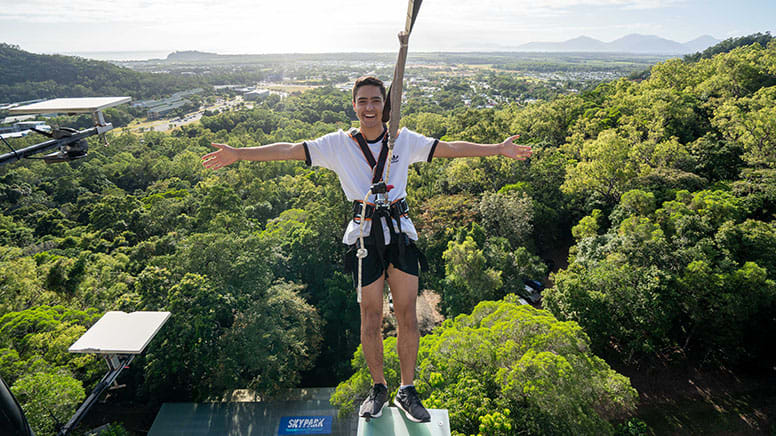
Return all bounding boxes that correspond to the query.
[0,0,698,53]
[0,0,686,24]
[421,0,686,16]
[1,0,277,24]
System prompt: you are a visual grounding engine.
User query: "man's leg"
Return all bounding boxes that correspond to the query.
[385,265,419,386]
[358,274,390,419]
[387,264,430,423]
[360,275,387,385]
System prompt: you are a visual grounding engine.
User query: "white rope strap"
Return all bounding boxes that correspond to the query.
[356,189,372,303]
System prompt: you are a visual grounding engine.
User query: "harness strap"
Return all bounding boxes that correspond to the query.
[352,198,409,222]
[351,198,427,273]
[354,198,411,260]
[350,128,390,184]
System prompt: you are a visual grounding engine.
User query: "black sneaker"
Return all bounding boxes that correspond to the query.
[359,384,388,419]
[393,386,431,423]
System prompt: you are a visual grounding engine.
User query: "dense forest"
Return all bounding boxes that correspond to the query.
[0,44,212,102]
[1,35,775,435]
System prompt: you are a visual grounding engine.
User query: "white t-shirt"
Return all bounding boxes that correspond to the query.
[303,127,438,245]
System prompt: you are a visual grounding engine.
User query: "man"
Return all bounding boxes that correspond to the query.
[202,76,532,423]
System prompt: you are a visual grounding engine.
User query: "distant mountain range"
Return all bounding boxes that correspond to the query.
[517,34,720,54]
[164,35,719,59]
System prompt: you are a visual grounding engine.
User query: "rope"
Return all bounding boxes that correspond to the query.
[356,190,372,303]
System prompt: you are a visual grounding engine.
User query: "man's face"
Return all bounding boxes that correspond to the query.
[353,85,384,130]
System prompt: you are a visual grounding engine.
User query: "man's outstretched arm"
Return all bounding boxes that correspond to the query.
[202,142,306,170]
[433,135,532,160]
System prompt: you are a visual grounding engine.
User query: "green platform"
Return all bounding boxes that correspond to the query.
[358,408,450,436]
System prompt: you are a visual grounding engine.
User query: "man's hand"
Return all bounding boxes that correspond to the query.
[398,31,409,46]
[500,135,532,161]
[202,143,238,170]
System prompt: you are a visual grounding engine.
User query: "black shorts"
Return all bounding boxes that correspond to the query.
[345,233,420,287]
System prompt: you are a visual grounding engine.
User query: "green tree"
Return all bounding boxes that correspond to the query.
[0,214,34,247]
[713,85,776,168]
[546,189,776,364]
[170,232,273,299]
[0,306,101,385]
[332,296,638,435]
[141,274,323,401]
[483,238,547,292]
[685,32,775,62]
[478,190,534,250]
[0,248,55,317]
[414,193,479,289]
[11,370,85,436]
[507,95,586,147]
[545,262,676,361]
[217,281,322,396]
[141,273,235,400]
[401,112,448,139]
[562,129,636,205]
[572,209,602,242]
[441,234,502,317]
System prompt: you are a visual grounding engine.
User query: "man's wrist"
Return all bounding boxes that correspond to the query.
[233,147,246,161]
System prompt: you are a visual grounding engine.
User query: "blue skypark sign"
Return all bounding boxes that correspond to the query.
[278,416,333,435]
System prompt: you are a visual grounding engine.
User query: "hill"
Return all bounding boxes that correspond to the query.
[517,33,720,54]
[684,31,774,61]
[0,43,206,102]
[166,50,221,61]
[682,35,721,53]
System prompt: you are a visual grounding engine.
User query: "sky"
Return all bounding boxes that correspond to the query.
[0,0,774,57]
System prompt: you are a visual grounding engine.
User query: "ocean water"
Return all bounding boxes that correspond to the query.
[59,51,171,61]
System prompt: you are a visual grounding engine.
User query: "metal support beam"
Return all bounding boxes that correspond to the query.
[57,354,134,436]
[0,127,97,165]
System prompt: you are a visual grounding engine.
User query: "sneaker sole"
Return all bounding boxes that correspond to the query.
[360,401,387,419]
[393,398,431,423]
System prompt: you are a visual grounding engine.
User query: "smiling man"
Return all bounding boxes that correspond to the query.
[202,75,532,423]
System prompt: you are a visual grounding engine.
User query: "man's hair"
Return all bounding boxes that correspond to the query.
[352,76,386,102]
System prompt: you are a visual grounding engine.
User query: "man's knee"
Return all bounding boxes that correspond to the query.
[393,299,418,330]
[361,306,383,331]
[391,290,417,321]
[396,311,418,332]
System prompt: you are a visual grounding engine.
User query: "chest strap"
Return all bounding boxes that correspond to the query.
[350,128,389,184]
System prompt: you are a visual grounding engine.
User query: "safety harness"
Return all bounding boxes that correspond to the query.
[350,128,404,302]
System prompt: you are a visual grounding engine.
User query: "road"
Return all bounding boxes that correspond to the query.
[128,96,244,133]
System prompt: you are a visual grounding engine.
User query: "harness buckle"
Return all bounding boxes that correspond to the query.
[371,181,388,194]
[353,198,409,221]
